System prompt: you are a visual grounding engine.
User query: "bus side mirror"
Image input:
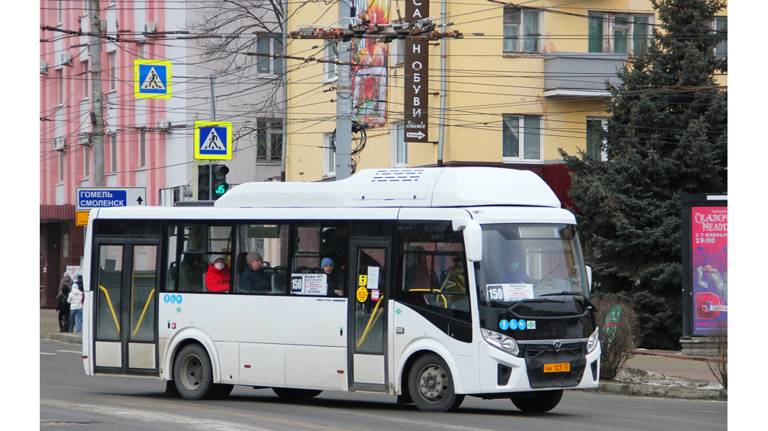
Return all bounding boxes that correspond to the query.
[585,265,593,292]
[464,220,483,262]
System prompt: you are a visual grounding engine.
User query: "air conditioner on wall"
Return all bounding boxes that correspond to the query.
[78,132,92,146]
[144,22,157,34]
[40,61,48,75]
[53,137,66,151]
[58,51,72,66]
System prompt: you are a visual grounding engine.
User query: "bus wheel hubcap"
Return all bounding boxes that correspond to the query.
[182,355,203,390]
[419,365,447,401]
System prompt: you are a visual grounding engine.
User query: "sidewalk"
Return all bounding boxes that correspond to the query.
[41,309,82,344]
[589,349,726,401]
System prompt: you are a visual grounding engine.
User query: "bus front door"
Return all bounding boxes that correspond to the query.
[348,238,390,391]
[93,239,160,375]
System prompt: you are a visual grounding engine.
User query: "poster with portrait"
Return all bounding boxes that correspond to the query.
[351,0,390,127]
[691,205,728,336]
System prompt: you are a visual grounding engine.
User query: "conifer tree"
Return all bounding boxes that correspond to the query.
[560,0,727,348]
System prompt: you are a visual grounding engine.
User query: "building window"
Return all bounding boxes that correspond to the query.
[589,13,652,55]
[323,133,336,177]
[138,129,146,168]
[503,6,540,53]
[256,118,283,162]
[392,122,407,166]
[109,133,118,173]
[586,118,608,161]
[502,114,541,161]
[57,0,63,24]
[273,36,284,76]
[82,0,89,16]
[324,40,338,81]
[83,145,90,178]
[714,17,727,60]
[56,69,64,105]
[58,152,65,182]
[62,232,70,257]
[108,52,116,91]
[82,60,90,99]
[391,38,405,66]
[256,33,283,75]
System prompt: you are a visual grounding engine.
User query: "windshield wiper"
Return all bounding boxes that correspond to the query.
[539,292,595,310]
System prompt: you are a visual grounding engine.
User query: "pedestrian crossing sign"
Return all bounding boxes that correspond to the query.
[194,121,233,160]
[134,60,172,99]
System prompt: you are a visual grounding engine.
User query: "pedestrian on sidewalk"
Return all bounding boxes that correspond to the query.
[67,275,84,333]
[55,272,72,332]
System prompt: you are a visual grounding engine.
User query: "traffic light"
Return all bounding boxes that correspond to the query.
[211,165,230,200]
[197,165,210,200]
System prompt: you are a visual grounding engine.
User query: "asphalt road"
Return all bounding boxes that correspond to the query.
[40,340,726,431]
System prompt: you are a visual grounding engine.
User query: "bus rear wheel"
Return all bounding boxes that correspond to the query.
[173,344,214,400]
[272,388,322,401]
[408,354,464,412]
[510,390,563,414]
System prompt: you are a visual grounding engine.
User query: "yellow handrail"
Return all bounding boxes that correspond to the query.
[132,288,156,337]
[407,288,448,309]
[356,295,385,349]
[98,284,121,333]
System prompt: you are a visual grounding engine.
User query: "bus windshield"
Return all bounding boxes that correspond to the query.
[477,224,587,307]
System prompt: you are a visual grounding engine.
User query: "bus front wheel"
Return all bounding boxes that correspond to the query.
[408,354,464,412]
[173,344,214,400]
[510,390,563,413]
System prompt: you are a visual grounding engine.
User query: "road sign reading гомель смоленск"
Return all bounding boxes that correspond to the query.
[76,187,147,210]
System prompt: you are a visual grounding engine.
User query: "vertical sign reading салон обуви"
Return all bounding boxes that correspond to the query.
[404,0,429,143]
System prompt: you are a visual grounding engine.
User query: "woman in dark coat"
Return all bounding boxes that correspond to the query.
[55,273,72,332]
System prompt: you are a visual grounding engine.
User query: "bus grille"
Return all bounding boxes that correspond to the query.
[522,342,586,389]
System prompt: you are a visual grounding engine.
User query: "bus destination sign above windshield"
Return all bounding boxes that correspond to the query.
[76,187,147,210]
[404,0,430,143]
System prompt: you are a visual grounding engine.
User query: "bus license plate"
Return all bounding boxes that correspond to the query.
[543,362,571,373]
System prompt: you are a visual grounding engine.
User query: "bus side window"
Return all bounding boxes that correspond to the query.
[165,223,179,291]
[234,224,286,295]
[292,223,347,297]
[396,222,471,318]
[177,223,233,293]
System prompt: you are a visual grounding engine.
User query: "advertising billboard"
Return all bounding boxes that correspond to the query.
[689,205,728,336]
[351,0,390,127]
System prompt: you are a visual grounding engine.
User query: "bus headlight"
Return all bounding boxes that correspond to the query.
[587,327,599,354]
[481,328,519,356]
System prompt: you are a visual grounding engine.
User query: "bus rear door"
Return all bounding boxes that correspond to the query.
[92,238,160,375]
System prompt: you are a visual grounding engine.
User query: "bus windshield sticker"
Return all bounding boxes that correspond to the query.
[484,283,534,302]
[367,266,380,289]
[371,289,380,301]
[290,274,328,296]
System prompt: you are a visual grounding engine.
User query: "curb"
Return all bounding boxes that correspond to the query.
[45,333,82,345]
[584,380,726,401]
[633,350,722,363]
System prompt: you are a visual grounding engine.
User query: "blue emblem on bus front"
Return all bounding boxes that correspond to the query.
[509,319,518,330]
[163,294,183,304]
[499,319,509,331]
[518,319,526,331]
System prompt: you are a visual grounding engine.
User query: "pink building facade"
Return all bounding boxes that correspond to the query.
[40,1,168,307]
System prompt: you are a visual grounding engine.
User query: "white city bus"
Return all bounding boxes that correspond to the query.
[81,167,600,413]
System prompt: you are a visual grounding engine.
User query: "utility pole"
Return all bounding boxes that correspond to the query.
[209,76,216,198]
[89,0,105,186]
[335,1,354,180]
[289,13,461,180]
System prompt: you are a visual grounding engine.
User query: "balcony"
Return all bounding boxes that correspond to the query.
[543,53,627,98]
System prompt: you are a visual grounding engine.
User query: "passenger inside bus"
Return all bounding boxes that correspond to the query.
[205,255,231,292]
[321,257,344,296]
[238,252,270,293]
[179,253,206,292]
